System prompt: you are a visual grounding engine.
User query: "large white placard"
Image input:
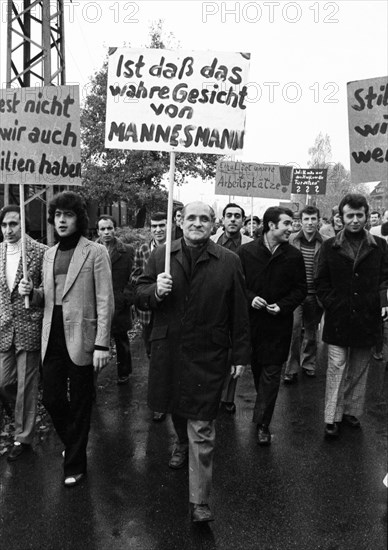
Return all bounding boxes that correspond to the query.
[0,85,81,185]
[347,76,388,184]
[105,49,251,155]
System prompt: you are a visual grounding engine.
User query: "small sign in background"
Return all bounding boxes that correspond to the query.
[291,168,327,195]
[215,161,292,199]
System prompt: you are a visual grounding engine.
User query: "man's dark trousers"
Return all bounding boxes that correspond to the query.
[42,308,94,477]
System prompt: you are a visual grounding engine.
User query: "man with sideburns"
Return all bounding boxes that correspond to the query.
[315,193,388,438]
[19,191,114,487]
[238,206,307,446]
[0,205,47,461]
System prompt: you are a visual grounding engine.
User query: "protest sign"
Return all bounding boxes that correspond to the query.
[215,161,291,199]
[347,76,388,184]
[0,85,81,186]
[291,168,327,195]
[105,49,250,155]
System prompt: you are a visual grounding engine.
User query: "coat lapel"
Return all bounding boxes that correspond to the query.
[62,237,90,297]
[11,237,35,293]
[171,239,189,280]
[0,244,10,295]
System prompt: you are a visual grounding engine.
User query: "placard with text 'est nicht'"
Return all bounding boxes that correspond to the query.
[0,85,81,186]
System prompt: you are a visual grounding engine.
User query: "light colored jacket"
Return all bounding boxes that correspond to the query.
[32,236,114,365]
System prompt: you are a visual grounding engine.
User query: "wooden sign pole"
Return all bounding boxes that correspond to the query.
[250,195,254,237]
[164,151,176,275]
[18,183,30,309]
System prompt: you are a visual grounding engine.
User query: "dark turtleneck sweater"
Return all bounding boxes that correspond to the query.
[54,232,81,305]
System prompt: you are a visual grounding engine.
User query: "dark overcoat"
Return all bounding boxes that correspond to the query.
[135,239,251,420]
[238,237,307,365]
[314,230,388,347]
[106,238,135,333]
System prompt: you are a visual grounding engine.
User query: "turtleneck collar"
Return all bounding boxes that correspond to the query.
[58,232,81,251]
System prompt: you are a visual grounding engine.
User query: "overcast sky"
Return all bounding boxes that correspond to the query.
[1,0,387,210]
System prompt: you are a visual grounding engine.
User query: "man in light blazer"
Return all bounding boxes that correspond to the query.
[19,191,114,487]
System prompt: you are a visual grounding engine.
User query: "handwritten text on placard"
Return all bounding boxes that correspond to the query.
[105,49,251,155]
[0,86,81,186]
[215,161,291,199]
[291,168,327,195]
[347,76,388,184]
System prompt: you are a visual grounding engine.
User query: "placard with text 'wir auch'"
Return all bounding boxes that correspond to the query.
[0,85,81,186]
[105,49,251,155]
[347,76,388,184]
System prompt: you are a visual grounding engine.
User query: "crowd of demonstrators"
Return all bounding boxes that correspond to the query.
[283,206,326,383]
[1,191,387,521]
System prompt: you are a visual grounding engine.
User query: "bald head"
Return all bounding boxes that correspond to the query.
[182,202,215,221]
[182,202,215,247]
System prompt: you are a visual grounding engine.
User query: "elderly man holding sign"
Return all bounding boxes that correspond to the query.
[135,201,250,522]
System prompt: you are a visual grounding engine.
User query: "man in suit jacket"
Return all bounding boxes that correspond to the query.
[19,192,114,487]
[136,201,251,522]
[0,205,47,461]
[96,215,135,384]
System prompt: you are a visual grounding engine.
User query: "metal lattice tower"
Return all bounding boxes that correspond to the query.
[5,0,67,241]
[6,0,66,89]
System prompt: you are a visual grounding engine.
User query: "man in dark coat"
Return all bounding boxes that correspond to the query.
[96,215,135,384]
[315,193,388,438]
[210,202,252,414]
[238,206,307,445]
[135,201,250,523]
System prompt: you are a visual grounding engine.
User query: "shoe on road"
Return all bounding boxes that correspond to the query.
[342,414,361,428]
[283,373,298,385]
[7,442,31,462]
[324,423,339,438]
[190,503,214,523]
[168,445,189,469]
[257,424,271,446]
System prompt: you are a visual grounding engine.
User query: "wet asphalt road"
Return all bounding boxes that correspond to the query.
[0,334,387,550]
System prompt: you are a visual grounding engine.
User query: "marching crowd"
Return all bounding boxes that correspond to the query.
[0,190,387,523]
